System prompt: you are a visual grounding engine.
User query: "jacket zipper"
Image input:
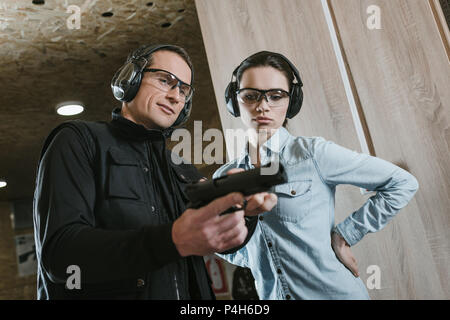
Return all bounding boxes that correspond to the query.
[174,274,180,300]
[145,141,182,300]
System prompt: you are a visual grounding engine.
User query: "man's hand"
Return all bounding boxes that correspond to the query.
[331,231,360,277]
[226,168,278,217]
[172,192,248,257]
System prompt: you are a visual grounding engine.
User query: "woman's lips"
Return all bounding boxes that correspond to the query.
[254,116,273,124]
[157,103,175,115]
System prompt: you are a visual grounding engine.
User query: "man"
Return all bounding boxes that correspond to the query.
[33,44,277,299]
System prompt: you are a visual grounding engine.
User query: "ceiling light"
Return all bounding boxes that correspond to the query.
[0,180,7,188]
[56,103,84,116]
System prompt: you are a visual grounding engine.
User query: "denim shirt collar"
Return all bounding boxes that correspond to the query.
[236,127,291,167]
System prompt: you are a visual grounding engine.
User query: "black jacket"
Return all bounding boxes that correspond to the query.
[33,108,215,299]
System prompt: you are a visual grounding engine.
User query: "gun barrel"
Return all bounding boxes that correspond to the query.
[185,163,287,208]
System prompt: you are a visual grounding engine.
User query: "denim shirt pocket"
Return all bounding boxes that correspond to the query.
[274,179,312,223]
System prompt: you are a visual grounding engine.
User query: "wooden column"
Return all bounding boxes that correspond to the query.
[329,0,450,299]
[195,0,449,299]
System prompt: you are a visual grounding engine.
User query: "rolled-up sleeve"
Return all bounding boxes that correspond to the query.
[311,138,419,246]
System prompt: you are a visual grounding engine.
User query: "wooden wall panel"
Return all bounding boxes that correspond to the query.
[196,0,396,299]
[330,0,450,299]
[195,0,361,144]
[195,0,367,226]
[196,0,449,299]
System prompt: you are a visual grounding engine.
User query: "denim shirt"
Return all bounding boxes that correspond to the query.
[213,127,419,300]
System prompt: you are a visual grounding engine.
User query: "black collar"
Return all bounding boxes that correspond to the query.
[110,107,175,141]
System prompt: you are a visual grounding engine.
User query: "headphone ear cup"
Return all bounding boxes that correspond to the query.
[111,60,143,102]
[225,81,240,117]
[122,71,142,102]
[286,84,303,118]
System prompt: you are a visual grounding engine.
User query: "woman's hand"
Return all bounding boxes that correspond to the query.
[226,168,278,217]
[331,230,360,277]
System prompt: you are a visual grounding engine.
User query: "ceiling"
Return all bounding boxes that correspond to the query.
[0,0,224,203]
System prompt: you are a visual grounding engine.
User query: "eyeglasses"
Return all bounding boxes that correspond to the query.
[236,88,290,108]
[142,68,194,102]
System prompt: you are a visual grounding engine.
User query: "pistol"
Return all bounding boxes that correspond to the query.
[185,163,287,214]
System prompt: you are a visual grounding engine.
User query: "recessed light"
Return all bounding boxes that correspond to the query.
[102,12,113,17]
[32,0,45,5]
[161,22,171,28]
[56,103,84,116]
[0,180,7,188]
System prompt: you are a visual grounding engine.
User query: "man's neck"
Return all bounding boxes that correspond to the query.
[121,104,161,131]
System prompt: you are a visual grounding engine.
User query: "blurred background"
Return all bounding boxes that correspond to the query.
[0,0,449,300]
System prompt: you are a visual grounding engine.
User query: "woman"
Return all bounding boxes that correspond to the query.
[213,51,419,300]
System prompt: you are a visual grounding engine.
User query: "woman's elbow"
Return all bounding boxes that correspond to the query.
[407,174,419,194]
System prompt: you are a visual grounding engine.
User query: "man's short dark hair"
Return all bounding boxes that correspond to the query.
[145,45,193,81]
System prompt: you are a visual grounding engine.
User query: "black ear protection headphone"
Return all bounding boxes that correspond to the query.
[225,51,303,119]
[111,44,194,127]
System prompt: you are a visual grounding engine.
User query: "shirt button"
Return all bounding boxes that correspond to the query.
[151,206,155,212]
[268,242,273,248]
[143,167,149,173]
[137,279,145,287]
[290,190,296,195]
[277,268,282,274]
[259,216,264,221]
[286,294,291,300]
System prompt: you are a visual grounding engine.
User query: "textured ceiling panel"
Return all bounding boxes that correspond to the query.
[0,0,223,202]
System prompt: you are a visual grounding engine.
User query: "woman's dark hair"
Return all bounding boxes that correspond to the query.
[235,52,294,127]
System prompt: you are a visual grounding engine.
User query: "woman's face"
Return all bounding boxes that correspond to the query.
[238,66,290,133]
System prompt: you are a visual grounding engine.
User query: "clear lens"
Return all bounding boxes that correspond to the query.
[237,89,289,107]
[237,89,261,104]
[147,70,193,101]
[266,90,289,104]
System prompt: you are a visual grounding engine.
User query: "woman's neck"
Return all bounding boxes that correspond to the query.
[247,128,277,167]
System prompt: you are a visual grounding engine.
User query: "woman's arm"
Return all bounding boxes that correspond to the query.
[311,137,419,247]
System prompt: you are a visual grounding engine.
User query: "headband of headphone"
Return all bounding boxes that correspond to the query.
[111,44,193,127]
[224,51,303,119]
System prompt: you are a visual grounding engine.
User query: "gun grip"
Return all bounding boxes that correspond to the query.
[219,200,248,216]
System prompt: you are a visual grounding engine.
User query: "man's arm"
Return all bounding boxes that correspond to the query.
[35,126,253,285]
[34,127,183,285]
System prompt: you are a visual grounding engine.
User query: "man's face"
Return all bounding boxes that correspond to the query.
[122,50,192,130]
